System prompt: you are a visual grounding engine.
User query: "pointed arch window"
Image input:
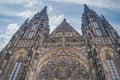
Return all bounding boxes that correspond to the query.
[106,56,120,80]
[31,24,37,31]
[9,62,22,80]
[93,22,99,28]
[96,30,102,36]
[28,32,34,39]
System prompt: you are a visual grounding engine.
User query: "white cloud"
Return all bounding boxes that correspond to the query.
[0,23,19,51]
[24,0,42,8]
[0,0,40,8]
[51,0,120,12]
[4,0,26,3]
[24,1,37,8]
[0,0,43,19]
[49,14,64,33]
[16,10,35,18]
[6,24,19,36]
[48,5,53,12]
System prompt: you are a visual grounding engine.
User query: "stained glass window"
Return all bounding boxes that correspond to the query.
[9,62,22,80]
[106,57,120,80]
[31,24,37,31]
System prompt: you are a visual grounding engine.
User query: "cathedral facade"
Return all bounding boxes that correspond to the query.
[0,4,120,80]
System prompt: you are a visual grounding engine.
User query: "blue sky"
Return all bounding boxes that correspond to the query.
[0,0,120,50]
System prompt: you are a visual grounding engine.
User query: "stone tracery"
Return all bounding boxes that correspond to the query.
[39,52,89,80]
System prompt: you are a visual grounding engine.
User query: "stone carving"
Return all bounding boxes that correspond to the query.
[39,58,88,80]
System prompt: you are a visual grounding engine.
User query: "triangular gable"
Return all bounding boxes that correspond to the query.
[49,19,81,38]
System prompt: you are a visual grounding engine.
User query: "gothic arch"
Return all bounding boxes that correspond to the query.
[6,49,28,80]
[100,46,114,59]
[100,47,116,80]
[14,49,28,61]
[37,47,88,72]
[38,55,88,71]
[36,47,89,80]
[100,47,114,70]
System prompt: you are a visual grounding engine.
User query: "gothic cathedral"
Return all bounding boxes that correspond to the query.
[0,4,120,80]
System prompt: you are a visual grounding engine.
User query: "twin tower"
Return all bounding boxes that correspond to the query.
[0,4,120,80]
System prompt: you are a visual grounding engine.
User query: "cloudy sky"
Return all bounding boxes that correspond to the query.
[0,0,120,51]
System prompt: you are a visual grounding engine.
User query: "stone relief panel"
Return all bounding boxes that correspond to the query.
[39,58,88,80]
[37,50,89,80]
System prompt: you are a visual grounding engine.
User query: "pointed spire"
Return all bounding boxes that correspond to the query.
[33,6,48,19]
[84,4,91,13]
[40,6,47,15]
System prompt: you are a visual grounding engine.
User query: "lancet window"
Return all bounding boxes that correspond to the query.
[106,55,120,80]
[9,62,22,80]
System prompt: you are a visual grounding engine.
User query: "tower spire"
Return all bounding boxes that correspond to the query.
[40,6,47,15]
[33,6,48,19]
[84,4,91,13]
